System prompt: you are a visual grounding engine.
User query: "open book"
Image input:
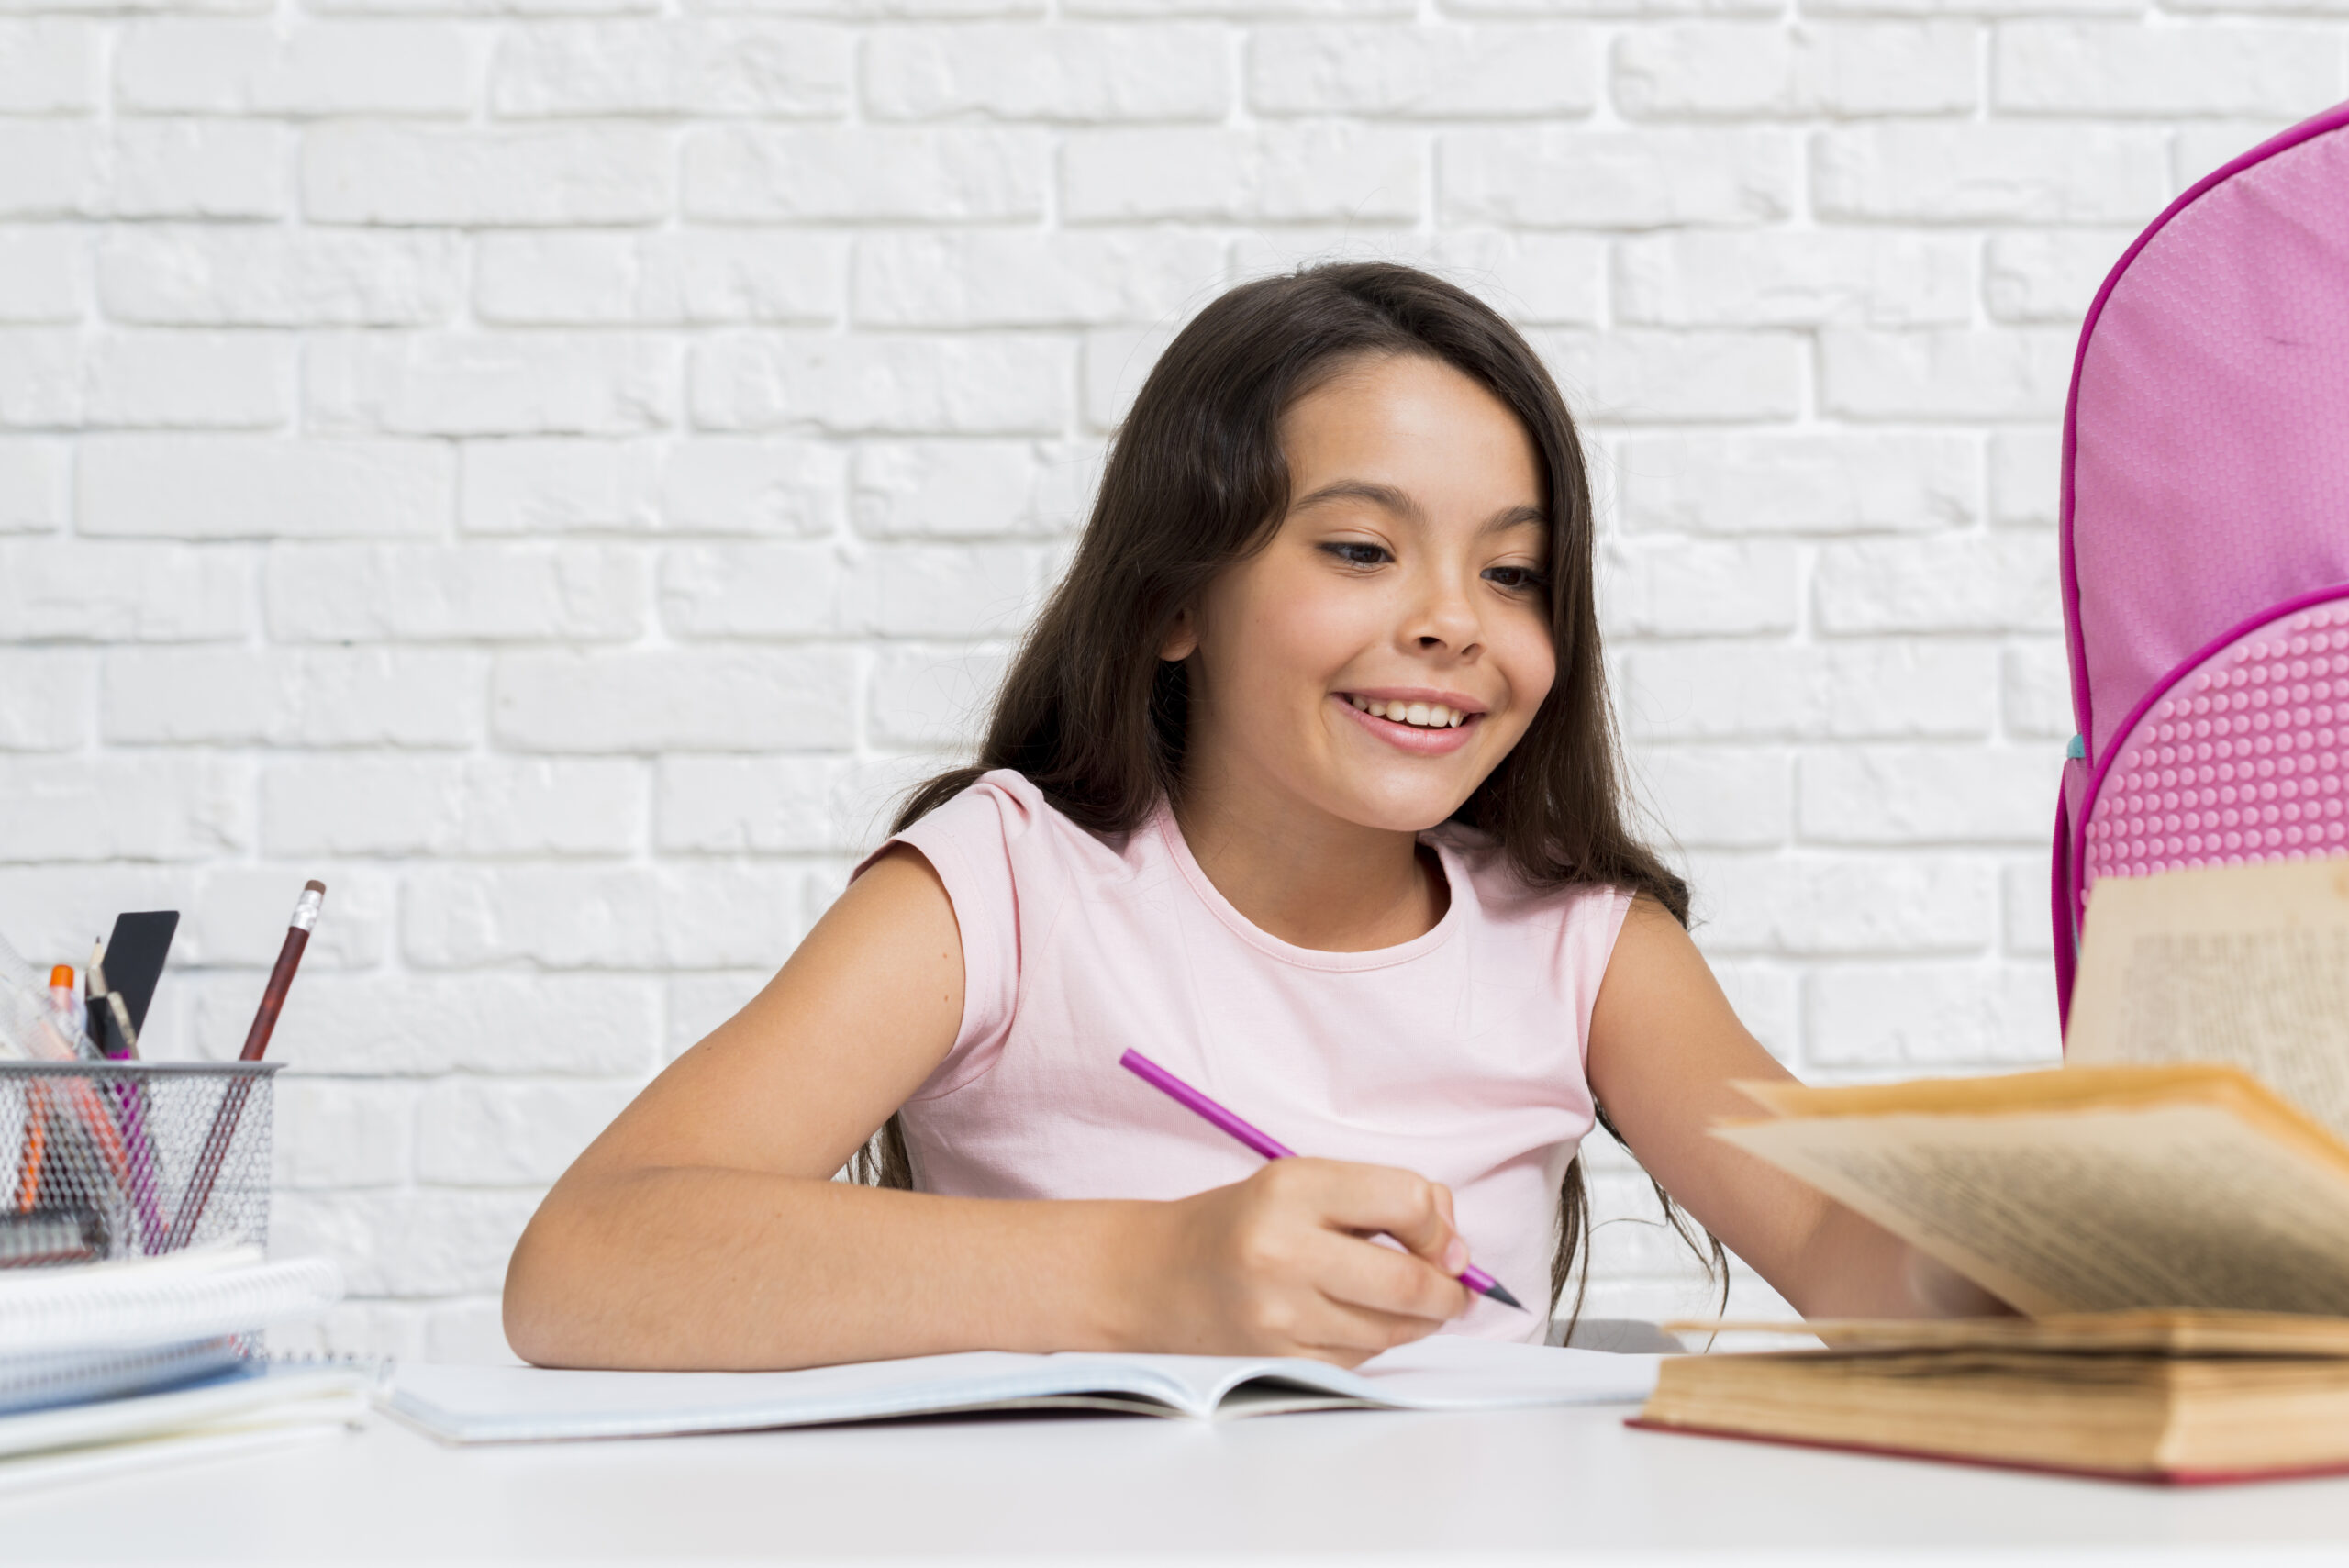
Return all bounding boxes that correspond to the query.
[1636,856,2349,1482]
[384,1335,1660,1444]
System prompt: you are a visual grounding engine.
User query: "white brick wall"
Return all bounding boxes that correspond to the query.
[0,0,2334,1357]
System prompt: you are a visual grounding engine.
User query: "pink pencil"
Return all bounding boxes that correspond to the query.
[1118,1048,1527,1311]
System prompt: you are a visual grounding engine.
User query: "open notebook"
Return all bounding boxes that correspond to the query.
[384,1335,1661,1444]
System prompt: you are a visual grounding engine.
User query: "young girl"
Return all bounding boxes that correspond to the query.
[505,263,1998,1371]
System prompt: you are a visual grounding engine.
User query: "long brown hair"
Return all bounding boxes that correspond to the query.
[857,261,1722,1327]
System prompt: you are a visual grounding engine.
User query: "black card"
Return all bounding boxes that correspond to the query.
[94,910,177,1057]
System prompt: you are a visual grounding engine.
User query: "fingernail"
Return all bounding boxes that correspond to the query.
[1443,1239,1468,1274]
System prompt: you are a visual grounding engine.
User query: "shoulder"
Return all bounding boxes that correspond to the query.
[1424,821,1633,938]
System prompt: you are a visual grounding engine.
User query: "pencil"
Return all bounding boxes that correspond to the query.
[1118,1048,1528,1312]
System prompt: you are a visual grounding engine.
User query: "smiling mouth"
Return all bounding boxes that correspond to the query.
[1345,695,1475,730]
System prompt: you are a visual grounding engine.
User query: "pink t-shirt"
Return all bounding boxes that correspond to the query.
[871,769,1631,1342]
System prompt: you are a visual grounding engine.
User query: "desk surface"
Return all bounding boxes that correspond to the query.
[8,1398,2349,1565]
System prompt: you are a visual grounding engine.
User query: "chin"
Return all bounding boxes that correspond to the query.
[1330,776,1477,836]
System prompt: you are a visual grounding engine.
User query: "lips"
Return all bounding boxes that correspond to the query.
[1333,694,1479,756]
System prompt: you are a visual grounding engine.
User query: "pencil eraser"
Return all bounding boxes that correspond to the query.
[304,879,327,895]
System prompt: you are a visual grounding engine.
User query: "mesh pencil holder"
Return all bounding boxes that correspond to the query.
[0,1062,278,1269]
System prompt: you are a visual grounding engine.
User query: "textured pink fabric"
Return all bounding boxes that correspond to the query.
[862,770,1631,1342]
[2070,115,2349,762]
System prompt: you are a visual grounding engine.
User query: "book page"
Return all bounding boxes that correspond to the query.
[1717,1103,2349,1317]
[2069,857,2349,1140]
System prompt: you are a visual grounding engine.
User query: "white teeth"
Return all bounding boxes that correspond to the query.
[1403,703,1429,726]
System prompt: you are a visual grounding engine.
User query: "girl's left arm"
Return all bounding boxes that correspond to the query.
[1583,895,2008,1320]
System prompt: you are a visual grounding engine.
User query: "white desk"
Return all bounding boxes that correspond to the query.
[6,1399,2349,1565]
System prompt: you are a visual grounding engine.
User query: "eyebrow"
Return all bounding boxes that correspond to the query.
[1291,482,1548,536]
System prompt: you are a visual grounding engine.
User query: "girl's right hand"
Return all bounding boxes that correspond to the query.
[1125,1158,1476,1366]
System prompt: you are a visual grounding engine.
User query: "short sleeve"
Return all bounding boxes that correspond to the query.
[849,773,1034,1099]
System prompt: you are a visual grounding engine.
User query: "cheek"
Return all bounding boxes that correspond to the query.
[1230,575,1375,695]
[1500,619,1560,716]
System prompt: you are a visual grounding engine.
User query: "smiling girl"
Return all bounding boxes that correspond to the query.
[504,263,1996,1371]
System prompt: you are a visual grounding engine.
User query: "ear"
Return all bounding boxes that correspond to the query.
[1159,607,1197,663]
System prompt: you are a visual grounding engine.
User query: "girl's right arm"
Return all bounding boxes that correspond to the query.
[502,846,1474,1371]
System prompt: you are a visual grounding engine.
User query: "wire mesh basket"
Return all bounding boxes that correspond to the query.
[0,1062,277,1270]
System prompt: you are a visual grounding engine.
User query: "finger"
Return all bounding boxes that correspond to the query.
[1300,1228,1473,1326]
[1284,1292,1451,1367]
[1301,1162,1465,1273]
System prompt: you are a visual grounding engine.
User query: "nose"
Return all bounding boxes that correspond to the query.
[1400,564,1482,659]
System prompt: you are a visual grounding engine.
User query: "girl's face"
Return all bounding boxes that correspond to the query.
[1166,352,1557,836]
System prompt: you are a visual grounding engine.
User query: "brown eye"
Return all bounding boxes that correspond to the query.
[1484,565,1547,592]
[1322,542,1388,568]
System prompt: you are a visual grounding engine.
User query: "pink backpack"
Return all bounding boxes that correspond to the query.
[2054,101,2349,1023]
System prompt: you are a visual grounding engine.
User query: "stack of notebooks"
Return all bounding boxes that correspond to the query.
[1636,855,2349,1485]
[0,1244,369,1485]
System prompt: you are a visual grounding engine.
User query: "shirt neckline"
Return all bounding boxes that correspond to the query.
[1151,803,1466,973]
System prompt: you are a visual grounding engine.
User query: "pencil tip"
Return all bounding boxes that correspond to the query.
[1482,1280,1527,1311]
[304,879,327,895]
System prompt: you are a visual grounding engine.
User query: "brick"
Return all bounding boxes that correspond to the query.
[865,24,1228,119]
[852,543,1038,635]
[266,545,650,641]
[307,333,675,436]
[1615,231,1971,327]
[462,439,661,533]
[1625,640,1998,740]
[656,542,844,636]
[420,1302,517,1367]
[1704,959,1799,1060]
[656,755,913,852]
[869,646,1010,747]
[684,127,1046,221]
[79,436,451,539]
[195,973,660,1074]
[417,1079,638,1184]
[1064,126,1422,222]
[1602,539,1798,638]
[691,333,1069,435]
[116,22,475,116]
[0,227,81,323]
[1813,124,2168,224]
[0,650,93,751]
[1538,329,1803,423]
[852,439,1097,539]
[1988,427,2059,528]
[1994,23,2341,117]
[2002,855,2055,957]
[304,125,672,225]
[1687,850,1997,955]
[661,439,845,535]
[854,231,1223,328]
[1803,0,2133,15]
[184,865,394,971]
[2176,120,2304,191]
[1627,745,1791,848]
[1444,0,1776,20]
[1082,324,1178,430]
[274,1080,415,1189]
[0,123,101,219]
[1614,432,1979,534]
[2,331,295,431]
[2002,637,2074,740]
[103,648,486,747]
[1441,128,1793,228]
[473,231,844,325]
[1815,533,2058,634]
[1409,231,1602,326]
[1798,744,2056,843]
[0,20,95,112]
[491,21,850,117]
[1806,962,2060,1066]
[1066,0,1404,14]
[0,439,65,532]
[701,0,1042,17]
[1820,328,2075,421]
[273,1188,540,1296]
[110,120,288,219]
[1615,23,1976,117]
[492,647,856,751]
[0,540,249,640]
[308,0,658,16]
[1250,26,1596,117]
[97,228,463,327]
[402,862,805,968]
[262,756,642,857]
[0,755,250,862]
[1984,229,2130,324]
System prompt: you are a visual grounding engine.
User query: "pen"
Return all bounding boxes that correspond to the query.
[166,881,324,1251]
[1118,1048,1527,1312]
